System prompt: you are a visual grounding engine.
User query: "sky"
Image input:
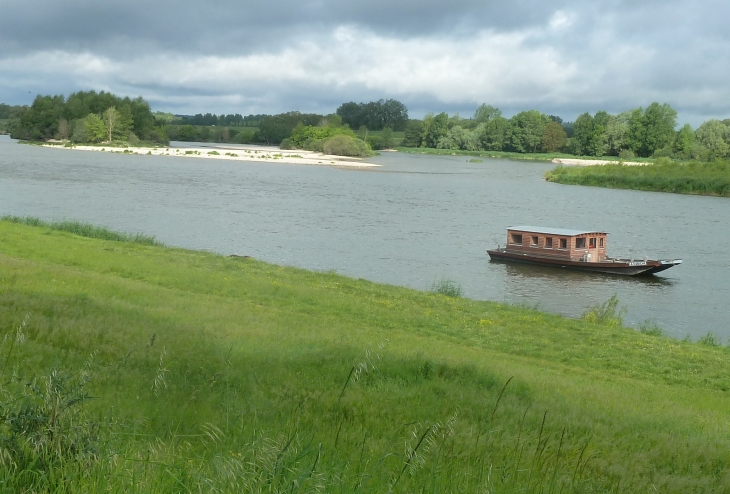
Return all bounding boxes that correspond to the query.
[1,0,728,125]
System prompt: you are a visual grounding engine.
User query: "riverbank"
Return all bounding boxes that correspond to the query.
[397,146,656,164]
[37,142,381,168]
[545,159,730,197]
[1,218,729,492]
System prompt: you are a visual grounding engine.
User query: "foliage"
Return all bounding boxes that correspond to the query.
[581,294,626,327]
[402,119,423,147]
[698,332,722,346]
[78,113,107,143]
[507,110,550,153]
[289,123,355,148]
[322,135,372,157]
[11,90,166,144]
[545,159,730,196]
[431,278,462,297]
[336,99,409,131]
[540,121,567,152]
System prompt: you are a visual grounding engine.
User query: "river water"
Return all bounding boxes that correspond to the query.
[1,135,728,340]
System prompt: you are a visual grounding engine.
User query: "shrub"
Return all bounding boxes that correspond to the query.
[699,332,722,346]
[618,149,636,160]
[323,135,372,157]
[279,138,294,150]
[431,278,462,297]
[367,135,384,150]
[582,294,626,327]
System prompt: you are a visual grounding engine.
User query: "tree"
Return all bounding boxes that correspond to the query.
[402,120,423,147]
[507,110,549,153]
[673,123,696,159]
[627,103,677,157]
[606,113,629,156]
[83,114,107,143]
[422,112,449,148]
[478,116,509,151]
[57,118,71,140]
[103,107,118,142]
[474,104,501,124]
[540,122,567,152]
[695,120,730,159]
[381,127,394,149]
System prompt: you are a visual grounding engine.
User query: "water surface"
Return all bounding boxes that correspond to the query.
[1,136,728,340]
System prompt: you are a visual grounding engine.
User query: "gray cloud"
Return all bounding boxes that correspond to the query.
[0,0,729,124]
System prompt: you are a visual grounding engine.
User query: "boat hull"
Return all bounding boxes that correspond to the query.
[487,249,681,276]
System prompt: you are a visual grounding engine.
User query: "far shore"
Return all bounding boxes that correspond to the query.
[551,158,648,167]
[40,142,381,168]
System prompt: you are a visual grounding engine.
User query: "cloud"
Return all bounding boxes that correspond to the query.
[0,0,729,124]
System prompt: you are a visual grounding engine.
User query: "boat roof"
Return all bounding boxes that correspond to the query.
[507,226,608,236]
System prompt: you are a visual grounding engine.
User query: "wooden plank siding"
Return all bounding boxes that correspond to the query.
[505,229,608,262]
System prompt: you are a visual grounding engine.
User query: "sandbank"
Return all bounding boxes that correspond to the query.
[551,158,647,166]
[41,143,381,168]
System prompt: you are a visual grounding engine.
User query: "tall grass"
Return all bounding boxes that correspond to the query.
[3,219,730,491]
[1,215,162,245]
[545,159,730,197]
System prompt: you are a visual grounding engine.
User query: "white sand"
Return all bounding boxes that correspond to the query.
[41,143,381,168]
[551,158,647,167]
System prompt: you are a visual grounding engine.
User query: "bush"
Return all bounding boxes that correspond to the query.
[367,135,384,150]
[279,138,295,150]
[619,149,636,160]
[323,135,372,157]
[431,278,462,297]
[582,294,626,327]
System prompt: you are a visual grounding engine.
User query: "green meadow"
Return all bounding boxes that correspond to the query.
[1,218,730,492]
[545,159,730,197]
[396,147,655,164]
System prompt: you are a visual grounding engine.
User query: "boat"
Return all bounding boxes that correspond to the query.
[487,226,682,276]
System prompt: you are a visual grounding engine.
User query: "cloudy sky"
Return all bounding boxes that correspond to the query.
[1,0,728,125]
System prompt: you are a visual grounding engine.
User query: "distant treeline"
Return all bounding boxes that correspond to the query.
[5,92,729,161]
[403,103,729,161]
[7,91,168,145]
[180,113,265,127]
[335,99,409,132]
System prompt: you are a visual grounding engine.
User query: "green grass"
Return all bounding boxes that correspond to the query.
[397,147,656,164]
[545,159,730,197]
[2,219,730,492]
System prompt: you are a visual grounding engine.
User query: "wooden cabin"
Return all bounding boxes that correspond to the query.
[504,226,608,262]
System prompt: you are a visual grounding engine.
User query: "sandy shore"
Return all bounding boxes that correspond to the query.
[551,158,647,166]
[41,143,381,168]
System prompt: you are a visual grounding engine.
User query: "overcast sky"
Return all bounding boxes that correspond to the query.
[1,0,728,125]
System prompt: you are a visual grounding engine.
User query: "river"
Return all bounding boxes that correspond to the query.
[1,135,728,340]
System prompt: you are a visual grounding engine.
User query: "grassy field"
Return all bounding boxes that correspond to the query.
[2,218,730,492]
[396,147,657,164]
[396,147,650,163]
[544,159,730,197]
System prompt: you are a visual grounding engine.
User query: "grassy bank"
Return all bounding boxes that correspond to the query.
[396,147,656,164]
[545,159,730,197]
[2,219,730,492]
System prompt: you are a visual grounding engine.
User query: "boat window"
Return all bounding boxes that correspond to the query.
[545,237,553,248]
[510,234,522,245]
[575,238,586,249]
[531,236,538,246]
[559,238,567,249]
[599,238,604,247]
[589,237,597,248]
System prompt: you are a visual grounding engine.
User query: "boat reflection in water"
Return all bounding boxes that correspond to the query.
[487,226,682,276]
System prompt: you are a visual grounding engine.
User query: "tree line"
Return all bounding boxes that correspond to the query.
[5,92,729,161]
[404,103,730,161]
[180,113,265,127]
[7,91,168,144]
